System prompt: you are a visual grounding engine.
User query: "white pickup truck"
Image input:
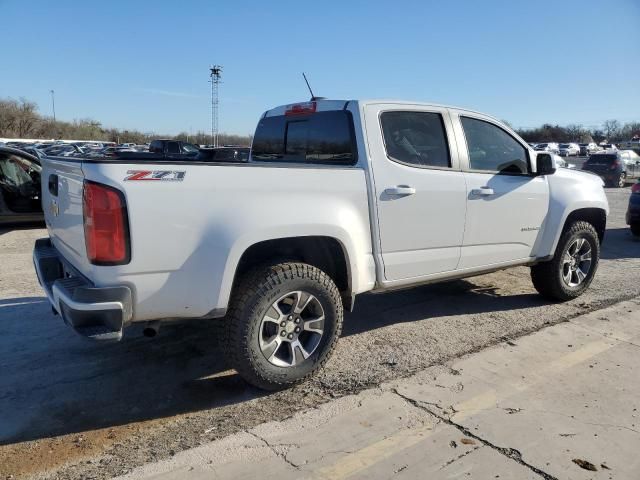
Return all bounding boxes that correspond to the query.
[34,99,609,390]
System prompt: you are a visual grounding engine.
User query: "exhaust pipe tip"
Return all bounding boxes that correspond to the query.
[143,321,160,338]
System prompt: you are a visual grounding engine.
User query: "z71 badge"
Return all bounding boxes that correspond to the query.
[124,170,186,181]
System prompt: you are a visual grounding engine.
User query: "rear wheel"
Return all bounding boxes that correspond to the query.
[224,262,343,390]
[618,172,627,188]
[531,221,600,301]
[631,223,640,237]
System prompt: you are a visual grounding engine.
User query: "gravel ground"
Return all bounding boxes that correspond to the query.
[0,184,638,480]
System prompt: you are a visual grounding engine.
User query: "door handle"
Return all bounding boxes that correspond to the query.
[471,187,495,196]
[384,185,416,196]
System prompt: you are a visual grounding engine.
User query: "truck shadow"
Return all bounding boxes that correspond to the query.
[0,222,45,235]
[0,277,545,446]
[600,227,640,260]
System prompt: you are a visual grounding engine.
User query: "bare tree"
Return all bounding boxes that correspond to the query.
[565,124,586,142]
[603,119,621,142]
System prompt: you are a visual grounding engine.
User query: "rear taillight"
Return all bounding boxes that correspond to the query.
[632,183,640,194]
[83,181,130,265]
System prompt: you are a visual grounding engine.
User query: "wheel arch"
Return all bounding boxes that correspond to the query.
[539,205,607,259]
[562,208,607,244]
[225,235,355,313]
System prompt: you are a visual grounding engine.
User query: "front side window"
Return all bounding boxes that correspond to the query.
[380,111,451,168]
[461,116,529,174]
[167,142,180,154]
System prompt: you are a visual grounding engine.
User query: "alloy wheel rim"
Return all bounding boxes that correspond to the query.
[259,291,325,367]
[561,237,592,287]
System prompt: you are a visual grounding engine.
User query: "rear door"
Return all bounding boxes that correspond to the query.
[450,111,549,269]
[364,103,467,281]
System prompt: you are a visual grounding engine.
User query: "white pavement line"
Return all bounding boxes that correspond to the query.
[313,424,436,480]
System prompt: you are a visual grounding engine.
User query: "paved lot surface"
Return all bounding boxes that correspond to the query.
[116,299,640,480]
[0,184,638,479]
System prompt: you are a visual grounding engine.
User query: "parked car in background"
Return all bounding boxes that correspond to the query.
[552,154,575,169]
[627,181,640,236]
[534,142,559,153]
[18,146,46,159]
[149,139,200,156]
[619,139,640,154]
[599,143,617,151]
[582,150,640,187]
[0,147,43,224]
[43,144,87,157]
[198,147,250,162]
[578,143,600,156]
[558,143,580,157]
[95,146,137,157]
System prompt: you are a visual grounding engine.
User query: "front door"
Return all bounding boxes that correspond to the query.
[364,104,467,281]
[0,152,42,214]
[453,114,549,269]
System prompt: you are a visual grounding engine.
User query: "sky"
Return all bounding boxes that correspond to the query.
[1,0,639,135]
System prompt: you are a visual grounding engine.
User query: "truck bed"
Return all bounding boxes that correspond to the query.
[40,156,374,322]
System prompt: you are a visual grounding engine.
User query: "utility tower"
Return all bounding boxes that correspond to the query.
[209,65,223,147]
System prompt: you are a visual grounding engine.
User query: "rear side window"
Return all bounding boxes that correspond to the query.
[251,111,356,165]
[461,116,529,174]
[380,111,451,168]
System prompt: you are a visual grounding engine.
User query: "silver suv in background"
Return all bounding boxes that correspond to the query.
[558,143,580,157]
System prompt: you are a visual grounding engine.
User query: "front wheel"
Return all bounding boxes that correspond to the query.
[531,221,600,301]
[224,262,343,390]
[631,223,640,237]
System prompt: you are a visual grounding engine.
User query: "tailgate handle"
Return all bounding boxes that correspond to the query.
[48,174,59,196]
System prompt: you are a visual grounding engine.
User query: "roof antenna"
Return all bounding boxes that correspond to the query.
[302,72,325,101]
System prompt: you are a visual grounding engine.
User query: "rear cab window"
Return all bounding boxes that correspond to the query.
[251,109,357,165]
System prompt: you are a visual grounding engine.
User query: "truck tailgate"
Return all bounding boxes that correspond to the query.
[41,157,90,273]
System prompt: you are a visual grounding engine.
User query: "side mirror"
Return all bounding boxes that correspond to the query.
[536,153,556,176]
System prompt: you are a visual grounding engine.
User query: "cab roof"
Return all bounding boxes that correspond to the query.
[263,99,498,122]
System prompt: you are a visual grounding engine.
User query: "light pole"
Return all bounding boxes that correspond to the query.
[209,65,222,147]
[50,90,56,123]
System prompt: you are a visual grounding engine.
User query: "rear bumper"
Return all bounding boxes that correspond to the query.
[33,238,132,341]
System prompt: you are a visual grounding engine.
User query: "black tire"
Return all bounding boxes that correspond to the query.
[530,221,600,301]
[631,223,640,237]
[224,262,343,390]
